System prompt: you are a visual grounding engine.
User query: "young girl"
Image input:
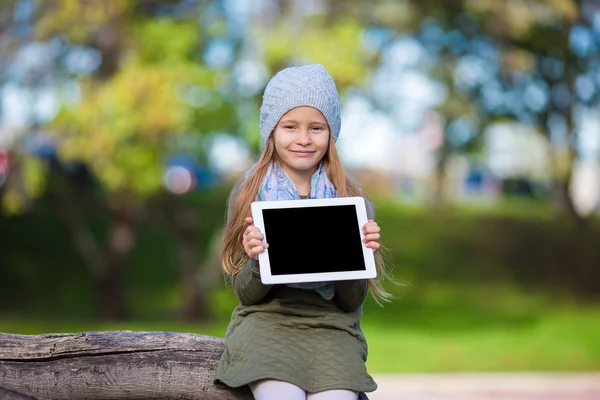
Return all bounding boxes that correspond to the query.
[214,63,392,400]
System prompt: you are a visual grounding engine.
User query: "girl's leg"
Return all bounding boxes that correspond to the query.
[250,379,306,400]
[307,389,359,400]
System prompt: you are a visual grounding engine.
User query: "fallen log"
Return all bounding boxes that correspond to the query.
[0,331,252,400]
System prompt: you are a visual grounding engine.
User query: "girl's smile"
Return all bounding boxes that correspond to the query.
[290,150,316,156]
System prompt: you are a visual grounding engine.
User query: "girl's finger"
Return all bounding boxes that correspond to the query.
[363,233,380,243]
[247,232,264,242]
[247,246,258,259]
[244,228,263,243]
[248,249,258,259]
[247,240,268,251]
[248,238,262,247]
[364,222,380,230]
[363,222,379,232]
[250,244,268,257]
[365,241,380,250]
[246,226,263,236]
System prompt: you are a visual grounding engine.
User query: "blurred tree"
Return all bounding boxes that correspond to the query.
[471,0,599,229]
[407,0,600,227]
[429,62,484,210]
[1,0,239,321]
[332,0,599,224]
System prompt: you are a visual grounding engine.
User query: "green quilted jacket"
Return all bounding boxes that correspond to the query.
[214,258,377,393]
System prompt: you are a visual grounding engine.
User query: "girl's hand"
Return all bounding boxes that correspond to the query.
[243,217,269,260]
[362,219,381,254]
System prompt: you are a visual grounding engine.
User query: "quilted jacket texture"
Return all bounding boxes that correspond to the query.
[214,185,377,394]
[214,260,377,394]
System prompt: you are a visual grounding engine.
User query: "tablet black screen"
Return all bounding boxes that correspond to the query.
[262,205,366,275]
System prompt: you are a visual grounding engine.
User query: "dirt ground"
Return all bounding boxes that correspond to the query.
[368,372,600,400]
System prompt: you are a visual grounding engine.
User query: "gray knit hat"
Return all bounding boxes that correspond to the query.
[259,64,341,143]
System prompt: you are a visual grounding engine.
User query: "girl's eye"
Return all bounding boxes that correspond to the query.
[284,125,295,129]
[311,126,324,131]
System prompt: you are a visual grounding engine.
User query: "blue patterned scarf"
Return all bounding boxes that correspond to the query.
[255,161,337,300]
[258,161,338,201]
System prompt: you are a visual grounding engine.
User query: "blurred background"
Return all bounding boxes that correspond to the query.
[0,0,599,376]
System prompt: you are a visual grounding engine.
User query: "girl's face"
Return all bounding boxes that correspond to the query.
[273,106,330,179]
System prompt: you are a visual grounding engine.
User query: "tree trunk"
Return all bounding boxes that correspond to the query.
[95,210,138,321]
[551,12,592,232]
[167,205,211,322]
[429,142,451,211]
[178,239,209,322]
[157,197,225,323]
[196,228,227,318]
[0,331,251,400]
[49,177,141,322]
[551,177,586,226]
[177,225,226,322]
[547,143,591,231]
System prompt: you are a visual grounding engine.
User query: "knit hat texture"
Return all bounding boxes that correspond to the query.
[259,64,341,143]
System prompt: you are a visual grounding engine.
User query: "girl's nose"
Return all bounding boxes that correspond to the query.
[297,129,312,145]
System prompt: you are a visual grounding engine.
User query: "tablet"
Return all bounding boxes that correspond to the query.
[250,196,377,285]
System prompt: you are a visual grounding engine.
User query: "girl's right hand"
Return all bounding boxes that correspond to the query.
[243,217,269,260]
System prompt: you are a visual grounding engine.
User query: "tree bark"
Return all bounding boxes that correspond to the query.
[0,386,38,400]
[0,331,251,400]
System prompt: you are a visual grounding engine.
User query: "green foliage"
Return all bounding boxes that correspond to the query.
[464,0,578,39]
[35,0,132,42]
[47,18,234,197]
[134,18,201,64]
[372,198,599,297]
[0,184,231,319]
[257,17,376,91]
[1,156,48,214]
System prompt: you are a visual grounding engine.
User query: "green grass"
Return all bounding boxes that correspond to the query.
[3,283,599,374]
[357,281,600,373]
[363,307,600,373]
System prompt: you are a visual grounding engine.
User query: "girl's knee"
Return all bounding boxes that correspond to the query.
[307,389,359,400]
[250,379,306,400]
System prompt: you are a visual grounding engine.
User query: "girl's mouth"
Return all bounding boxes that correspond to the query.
[291,150,315,156]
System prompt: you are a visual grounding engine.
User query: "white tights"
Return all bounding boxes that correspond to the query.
[250,379,359,400]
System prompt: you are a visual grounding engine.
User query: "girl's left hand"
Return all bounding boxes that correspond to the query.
[362,219,381,254]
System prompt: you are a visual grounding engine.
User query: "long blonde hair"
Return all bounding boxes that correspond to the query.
[221,135,394,302]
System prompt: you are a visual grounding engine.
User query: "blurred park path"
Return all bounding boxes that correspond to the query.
[370,372,600,400]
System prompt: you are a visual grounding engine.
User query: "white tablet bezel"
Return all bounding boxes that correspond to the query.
[250,196,377,285]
